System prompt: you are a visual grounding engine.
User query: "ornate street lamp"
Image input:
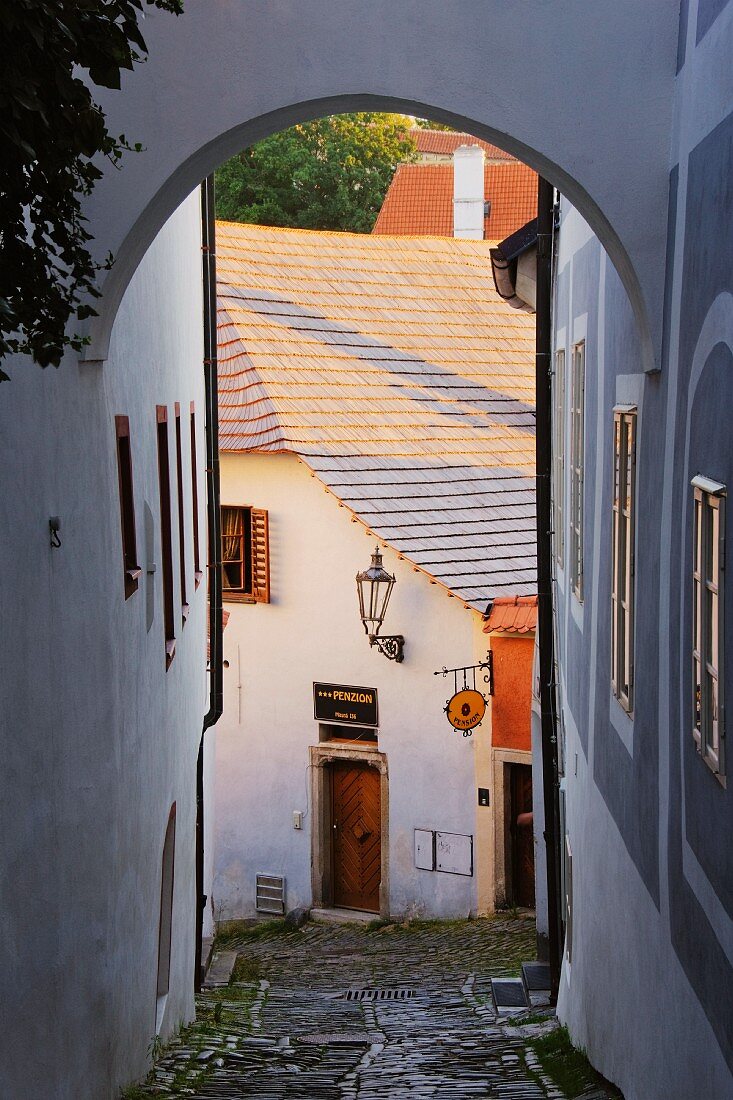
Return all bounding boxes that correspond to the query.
[356,546,405,662]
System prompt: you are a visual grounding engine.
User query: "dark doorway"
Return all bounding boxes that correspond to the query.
[510,764,535,908]
[331,761,381,912]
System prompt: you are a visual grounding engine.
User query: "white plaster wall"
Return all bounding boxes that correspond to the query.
[0,192,207,1100]
[212,453,486,921]
[81,1,679,370]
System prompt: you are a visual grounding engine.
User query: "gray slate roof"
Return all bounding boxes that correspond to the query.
[217,221,536,610]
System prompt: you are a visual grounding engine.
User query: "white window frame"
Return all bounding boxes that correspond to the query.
[553,348,566,567]
[564,832,573,966]
[611,406,637,713]
[692,475,726,781]
[569,341,585,600]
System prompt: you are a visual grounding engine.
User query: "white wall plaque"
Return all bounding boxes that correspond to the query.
[435,832,473,876]
[414,829,435,871]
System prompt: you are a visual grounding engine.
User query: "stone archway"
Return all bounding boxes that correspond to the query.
[81,0,678,369]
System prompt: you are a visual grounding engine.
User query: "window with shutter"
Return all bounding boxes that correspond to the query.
[222,505,270,603]
[250,508,270,603]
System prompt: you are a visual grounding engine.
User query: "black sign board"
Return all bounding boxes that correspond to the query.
[313,682,379,727]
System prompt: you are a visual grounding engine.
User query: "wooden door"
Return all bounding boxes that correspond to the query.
[510,764,535,908]
[331,761,381,913]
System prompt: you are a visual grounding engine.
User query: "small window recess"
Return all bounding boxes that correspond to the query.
[190,403,202,589]
[156,406,176,668]
[115,416,142,599]
[174,404,189,624]
[319,723,378,745]
[156,804,176,1033]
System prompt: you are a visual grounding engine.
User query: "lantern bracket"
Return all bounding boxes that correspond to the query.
[369,633,405,663]
[433,652,494,696]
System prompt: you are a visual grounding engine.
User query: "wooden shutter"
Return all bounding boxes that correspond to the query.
[250,508,270,603]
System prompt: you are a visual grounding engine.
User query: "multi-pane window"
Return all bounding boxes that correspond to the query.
[692,476,726,779]
[569,341,585,600]
[156,407,176,667]
[553,348,566,566]
[611,407,637,712]
[115,416,142,599]
[221,505,270,603]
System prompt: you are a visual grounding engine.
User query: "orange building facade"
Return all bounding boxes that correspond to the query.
[476,596,537,912]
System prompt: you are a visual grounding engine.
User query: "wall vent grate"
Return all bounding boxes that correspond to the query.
[255,873,285,915]
[343,988,416,1001]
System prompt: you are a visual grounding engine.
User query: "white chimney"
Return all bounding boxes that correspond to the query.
[453,145,485,239]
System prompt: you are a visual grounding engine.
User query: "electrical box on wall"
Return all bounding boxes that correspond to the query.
[435,832,473,876]
[414,829,435,870]
[414,829,474,876]
[293,811,303,830]
[478,787,490,807]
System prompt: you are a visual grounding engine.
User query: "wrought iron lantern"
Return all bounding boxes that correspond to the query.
[355,546,405,662]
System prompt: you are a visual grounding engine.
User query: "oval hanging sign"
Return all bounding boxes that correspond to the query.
[445,688,486,731]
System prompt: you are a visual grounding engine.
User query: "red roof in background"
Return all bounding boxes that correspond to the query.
[412,128,515,162]
[484,595,538,634]
[207,608,230,662]
[372,162,537,240]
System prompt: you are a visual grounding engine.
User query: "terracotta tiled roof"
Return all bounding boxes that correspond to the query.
[412,128,516,163]
[372,162,538,240]
[217,220,536,609]
[483,595,538,633]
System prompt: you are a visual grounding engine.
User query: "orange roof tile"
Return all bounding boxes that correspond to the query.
[483,594,538,633]
[412,128,515,162]
[372,162,537,240]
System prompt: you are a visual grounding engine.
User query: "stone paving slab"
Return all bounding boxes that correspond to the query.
[131,917,620,1099]
[203,950,238,988]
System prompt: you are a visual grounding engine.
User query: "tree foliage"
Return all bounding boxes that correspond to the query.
[413,117,455,132]
[215,114,417,234]
[0,0,183,376]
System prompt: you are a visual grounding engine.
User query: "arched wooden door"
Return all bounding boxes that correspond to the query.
[331,761,381,913]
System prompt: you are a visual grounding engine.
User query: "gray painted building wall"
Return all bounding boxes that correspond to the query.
[0,194,207,1099]
[550,4,733,1095]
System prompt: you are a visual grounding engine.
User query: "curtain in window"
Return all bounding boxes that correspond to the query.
[221,507,241,563]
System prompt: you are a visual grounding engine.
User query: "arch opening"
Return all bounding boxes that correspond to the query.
[84,95,652,368]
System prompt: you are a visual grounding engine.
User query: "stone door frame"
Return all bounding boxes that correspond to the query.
[309,742,390,919]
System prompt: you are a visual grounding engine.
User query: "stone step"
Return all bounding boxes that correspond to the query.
[203,949,238,988]
[521,960,552,992]
[490,977,529,1014]
[310,907,378,925]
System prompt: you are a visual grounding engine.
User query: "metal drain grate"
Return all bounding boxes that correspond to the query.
[344,988,416,1001]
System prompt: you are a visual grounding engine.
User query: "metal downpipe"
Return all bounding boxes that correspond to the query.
[535,175,563,999]
[196,174,223,992]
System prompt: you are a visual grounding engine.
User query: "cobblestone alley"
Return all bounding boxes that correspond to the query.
[127,916,619,1099]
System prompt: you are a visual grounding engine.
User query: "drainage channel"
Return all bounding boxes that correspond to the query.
[342,987,417,1002]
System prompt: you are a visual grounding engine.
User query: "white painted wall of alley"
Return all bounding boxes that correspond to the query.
[212,453,490,922]
[0,192,207,1100]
